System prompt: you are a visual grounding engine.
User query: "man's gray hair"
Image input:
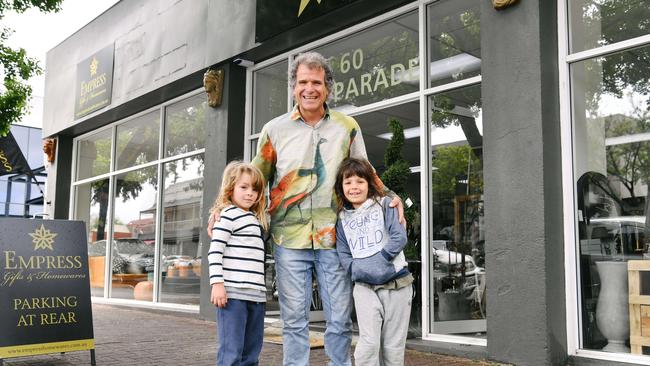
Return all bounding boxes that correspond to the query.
[289,52,335,97]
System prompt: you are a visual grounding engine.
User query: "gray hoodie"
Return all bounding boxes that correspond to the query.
[335,196,409,285]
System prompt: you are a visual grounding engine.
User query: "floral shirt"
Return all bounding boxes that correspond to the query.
[252,104,382,250]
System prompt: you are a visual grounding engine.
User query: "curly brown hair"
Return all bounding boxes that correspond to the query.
[334,158,385,212]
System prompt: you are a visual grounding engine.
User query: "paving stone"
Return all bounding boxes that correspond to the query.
[2,303,503,366]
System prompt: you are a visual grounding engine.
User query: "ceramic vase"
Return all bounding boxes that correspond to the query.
[596,261,630,353]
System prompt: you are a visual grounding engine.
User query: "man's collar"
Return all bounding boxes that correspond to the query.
[290,103,331,122]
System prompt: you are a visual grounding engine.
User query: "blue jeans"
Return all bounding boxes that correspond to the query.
[216,299,265,366]
[274,244,353,366]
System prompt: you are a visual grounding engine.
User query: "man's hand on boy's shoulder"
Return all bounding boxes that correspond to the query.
[388,196,405,227]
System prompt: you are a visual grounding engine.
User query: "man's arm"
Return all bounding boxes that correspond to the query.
[335,220,353,275]
[379,198,408,261]
[250,125,276,183]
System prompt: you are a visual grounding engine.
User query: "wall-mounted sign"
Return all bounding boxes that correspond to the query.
[0,132,31,176]
[74,44,115,119]
[0,219,94,360]
[314,11,419,110]
[255,0,361,42]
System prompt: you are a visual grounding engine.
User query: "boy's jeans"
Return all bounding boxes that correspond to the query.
[274,244,353,366]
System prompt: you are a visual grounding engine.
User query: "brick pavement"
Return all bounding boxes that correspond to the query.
[2,304,501,366]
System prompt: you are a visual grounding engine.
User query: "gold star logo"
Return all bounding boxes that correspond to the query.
[298,0,322,17]
[90,57,99,76]
[29,224,57,251]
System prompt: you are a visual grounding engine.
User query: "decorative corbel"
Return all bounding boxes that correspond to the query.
[43,138,57,164]
[492,0,519,10]
[203,68,225,108]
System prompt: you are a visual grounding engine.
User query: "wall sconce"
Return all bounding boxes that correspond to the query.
[43,138,57,164]
[492,0,519,10]
[203,68,224,108]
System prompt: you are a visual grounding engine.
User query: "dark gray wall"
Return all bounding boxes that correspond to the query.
[481,1,566,365]
[50,135,73,220]
[199,63,246,320]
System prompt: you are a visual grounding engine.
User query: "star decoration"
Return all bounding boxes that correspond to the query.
[90,57,99,76]
[298,0,322,17]
[29,224,57,251]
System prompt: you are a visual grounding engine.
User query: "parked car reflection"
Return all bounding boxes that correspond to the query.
[586,216,645,256]
[88,239,155,274]
[431,240,486,320]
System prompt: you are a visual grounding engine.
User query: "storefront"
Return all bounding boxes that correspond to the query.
[0,125,47,217]
[40,0,650,365]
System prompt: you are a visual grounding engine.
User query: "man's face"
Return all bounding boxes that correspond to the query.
[293,64,328,116]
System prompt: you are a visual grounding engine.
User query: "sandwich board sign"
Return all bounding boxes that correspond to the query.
[0,218,95,364]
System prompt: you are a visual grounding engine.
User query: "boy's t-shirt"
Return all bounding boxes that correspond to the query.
[336,196,409,286]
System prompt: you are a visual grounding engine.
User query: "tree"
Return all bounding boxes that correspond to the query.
[431,145,482,198]
[604,106,650,213]
[380,118,420,259]
[87,99,207,241]
[577,1,650,112]
[0,0,63,136]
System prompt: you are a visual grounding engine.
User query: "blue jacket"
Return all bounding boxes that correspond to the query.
[335,196,410,285]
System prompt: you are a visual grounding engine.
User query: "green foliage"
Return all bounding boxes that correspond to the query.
[381,119,410,196]
[380,119,419,259]
[0,0,63,136]
[430,95,457,128]
[604,110,650,201]
[0,0,62,13]
[431,145,483,198]
[578,1,650,112]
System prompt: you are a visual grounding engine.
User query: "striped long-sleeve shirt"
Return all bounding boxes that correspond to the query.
[208,205,266,302]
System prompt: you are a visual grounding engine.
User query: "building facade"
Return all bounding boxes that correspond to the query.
[41,0,650,365]
[0,125,46,218]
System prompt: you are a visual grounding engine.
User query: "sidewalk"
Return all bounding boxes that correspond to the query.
[3,304,503,366]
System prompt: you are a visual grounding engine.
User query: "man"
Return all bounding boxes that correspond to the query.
[209,51,403,366]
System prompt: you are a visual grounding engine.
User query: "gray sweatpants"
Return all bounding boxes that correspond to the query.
[352,282,413,366]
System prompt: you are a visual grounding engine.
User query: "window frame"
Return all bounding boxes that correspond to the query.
[559,0,650,363]
[69,88,205,311]
[243,0,485,346]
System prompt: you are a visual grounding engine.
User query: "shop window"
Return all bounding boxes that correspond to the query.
[116,111,160,170]
[428,84,485,337]
[110,166,158,301]
[28,204,43,217]
[27,127,43,168]
[354,101,422,335]
[572,44,650,354]
[313,11,419,111]
[164,94,207,157]
[7,203,23,216]
[73,89,205,304]
[568,0,650,53]
[76,129,112,180]
[9,181,25,203]
[253,61,288,134]
[159,155,204,305]
[0,178,6,209]
[76,178,110,297]
[427,0,481,88]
